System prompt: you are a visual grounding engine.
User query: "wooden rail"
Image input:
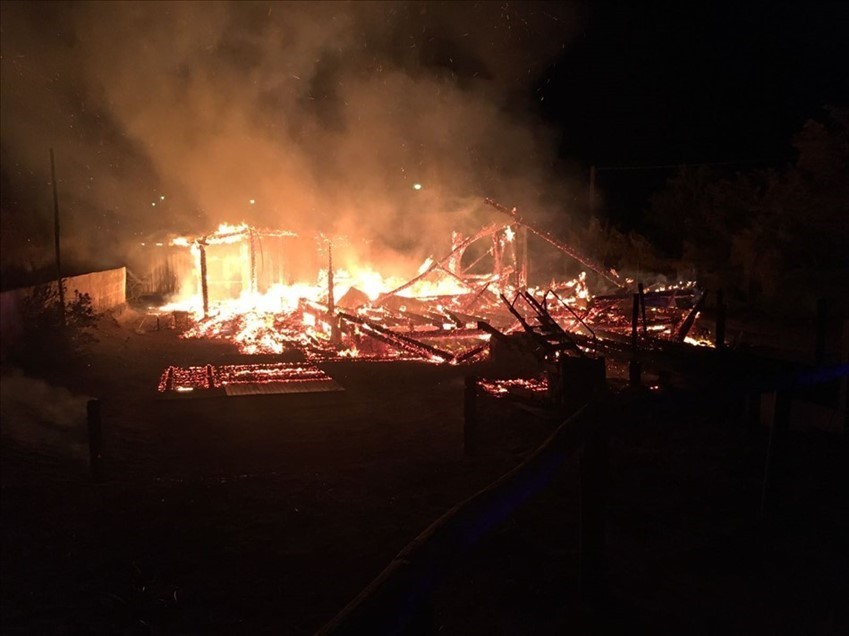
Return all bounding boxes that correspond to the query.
[317,402,603,635]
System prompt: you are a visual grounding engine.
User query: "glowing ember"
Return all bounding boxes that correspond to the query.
[152,219,708,363]
[158,362,339,393]
[478,377,549,398]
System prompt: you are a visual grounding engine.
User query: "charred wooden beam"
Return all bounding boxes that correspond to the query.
[249,229,258,294]
[484,198,625,289]
[499,293,552,353]
[675,289,706,342]
[543,289,597,344]
[199,241,209,318]
[519,225,529,289]
[377,224,507,301]
[337,311,455,361]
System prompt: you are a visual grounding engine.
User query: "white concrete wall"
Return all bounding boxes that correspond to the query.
[0,267,126,348]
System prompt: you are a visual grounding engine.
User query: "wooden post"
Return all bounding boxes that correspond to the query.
[519,226,529,289]
[199,242,209,318]
[464,376,477,457]
[407,600,434,636]
[815,297,828,366]
[631,293,639,350]
[50,148,66,327]
[638,282,648,334]
[87,399,104,483]
[840,320,849,434]
[760,390,792,518]
[580,411,608,599]
[492,233,503,284]
[249,229,258,294]
[589,165,596,212]
[716,289,726,349]
[327,241,342,346]
[629,293,641,387]
[327,241,335,314]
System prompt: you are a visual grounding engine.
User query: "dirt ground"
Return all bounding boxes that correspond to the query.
[2,307,847,634]
[1,308,554,633]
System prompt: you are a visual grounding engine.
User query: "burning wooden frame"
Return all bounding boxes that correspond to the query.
[152,200,710,392]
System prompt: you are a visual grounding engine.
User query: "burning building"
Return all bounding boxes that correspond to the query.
[146,200,709,395]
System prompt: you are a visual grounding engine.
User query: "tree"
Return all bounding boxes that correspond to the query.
[645,107,849,306]
[9,281,98,373]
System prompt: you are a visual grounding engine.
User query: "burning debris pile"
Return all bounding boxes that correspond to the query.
[151,200,709,392]
[158,362,343,396]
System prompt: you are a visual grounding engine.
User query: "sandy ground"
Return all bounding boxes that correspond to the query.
[2,306,847,634]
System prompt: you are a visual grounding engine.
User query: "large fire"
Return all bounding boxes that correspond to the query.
[149,204,710,381]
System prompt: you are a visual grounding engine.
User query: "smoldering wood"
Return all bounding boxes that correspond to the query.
[199,242,209,318]
[484,197,625,290]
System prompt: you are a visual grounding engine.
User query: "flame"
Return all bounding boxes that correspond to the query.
[153,222,705,361]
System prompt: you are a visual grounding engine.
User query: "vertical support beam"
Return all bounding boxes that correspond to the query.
[199,242,209,318]
[464,376,477,457]
[589,165,596,212]
[492,232,503,285]
[629,293,641,388]
[249,230,258,294]
[716,289,727,349]
[50,148,66,327]
[328,241,342,346]
[87,399,104,483]
[206,364,215,389]
[631,293,640,350]
[327,241,335,314]
[638,282,648,334]
[520,225,529,289]
[580,410,608,599]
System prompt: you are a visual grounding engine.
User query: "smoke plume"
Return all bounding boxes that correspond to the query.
[1,1,583,279]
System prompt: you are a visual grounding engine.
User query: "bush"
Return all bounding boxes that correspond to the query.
[9,281,98,372]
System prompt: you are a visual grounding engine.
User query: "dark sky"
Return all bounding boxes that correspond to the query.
[1,1,848,278]
[535,2,849,227]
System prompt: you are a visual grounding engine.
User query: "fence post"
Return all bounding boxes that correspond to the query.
[629,293,641,388]
[87,399,104,483]
[580,407,608,600]
[464,376,477,457]
[815,297,828,366]
[760,390,792,518]
[407,600,434,635]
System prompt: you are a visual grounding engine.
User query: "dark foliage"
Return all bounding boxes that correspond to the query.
[9,280,98,373]
[645,107,849,307]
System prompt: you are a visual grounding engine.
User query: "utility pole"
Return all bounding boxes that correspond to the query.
[589,165,596,213]
[50,148,66,327]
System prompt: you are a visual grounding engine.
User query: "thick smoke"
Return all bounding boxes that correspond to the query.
[1,1,583,279]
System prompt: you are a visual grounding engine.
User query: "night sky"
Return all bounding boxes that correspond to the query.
[1,1,848,281]
[536,2,849,227]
